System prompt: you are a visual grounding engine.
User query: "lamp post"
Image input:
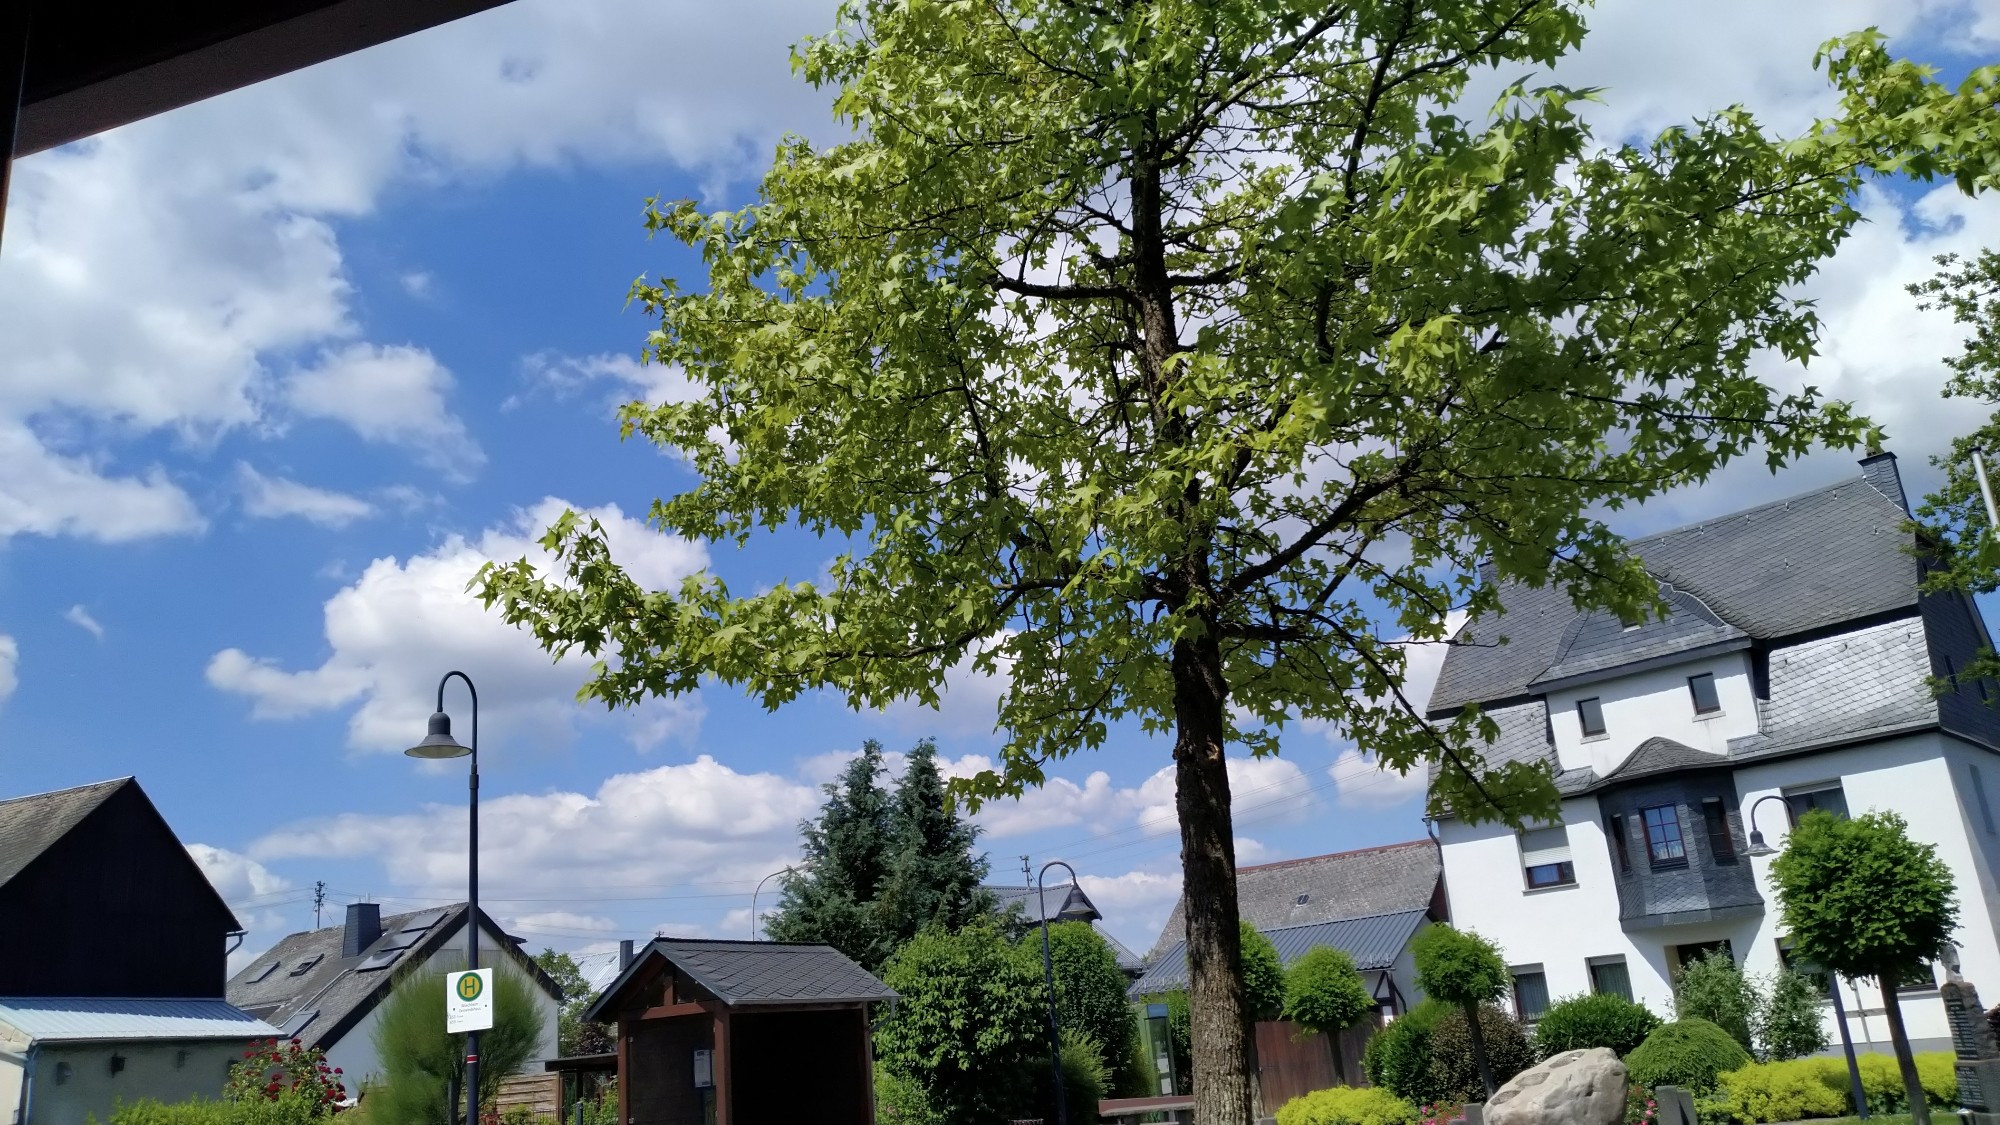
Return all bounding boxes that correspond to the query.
[1746,794,1868,1120]
[750,867,794,940]
[405,672,480,1125]
[1035,860,1101,1125]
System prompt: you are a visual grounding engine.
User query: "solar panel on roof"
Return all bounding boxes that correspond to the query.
[356,949,401,972]
[376,931,419,953]
[245,962,278,983]
[397,909,448,933]
[279,1009,319,1037]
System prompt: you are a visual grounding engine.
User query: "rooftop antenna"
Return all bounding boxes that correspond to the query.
[314,881,327,928]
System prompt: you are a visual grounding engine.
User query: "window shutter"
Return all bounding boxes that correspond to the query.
[1520,826,1572,867]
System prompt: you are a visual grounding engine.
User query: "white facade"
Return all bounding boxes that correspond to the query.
[321,918,561,1091]
[1442,689,2000,1055]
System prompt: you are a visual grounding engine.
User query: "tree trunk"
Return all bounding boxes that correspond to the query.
[1463,1001,1498,1100]
[1173,632,1255,1125]
[1878,974,1931,1125]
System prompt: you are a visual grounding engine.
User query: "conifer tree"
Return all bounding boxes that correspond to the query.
[764,741,896,968]
[878,738,996,946]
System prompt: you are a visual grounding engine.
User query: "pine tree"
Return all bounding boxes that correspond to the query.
[879,739,996,947]
[764,742,896,968]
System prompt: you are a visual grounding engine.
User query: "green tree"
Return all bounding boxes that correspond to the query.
[878,739,998,947]
[475,3,1888,1120]
[1673,950,1755,1055]
[875,924,1045,1125]
[1241,923,1286,1023]
[367,963,545,1125]
[764,742,896,969]
[1769,811,1960,1125]
[534,949,612,1056]
[1754,968,1830,1063]
[1283,946,1372,1038]
[1022,921,1144,1097]
[1412,925,1512,1098]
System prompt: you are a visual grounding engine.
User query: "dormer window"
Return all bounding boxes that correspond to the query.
[1295,893,1310,905]
[1618,611,1642,631]
[1687,673,1721,715]
[1577,697,1606,738]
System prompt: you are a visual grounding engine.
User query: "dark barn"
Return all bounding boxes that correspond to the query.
[587,938,895,1125]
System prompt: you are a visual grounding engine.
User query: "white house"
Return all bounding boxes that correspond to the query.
[227,903,562,1091]
[1425,453,2000,1055]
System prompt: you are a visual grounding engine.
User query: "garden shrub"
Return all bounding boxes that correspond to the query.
[1363,1001,1448,1105]
[105,1101,237,1125]
[1274,1086,1419,1125]
[1425,1003,1536,1103]
[1624,1019,1752,1093]
[1045,1026,1110,1125]
[874,1062,933,1125]
[1532,993,1661,1058]
[1704,1052,1961,1122]
[1673,954,1756,1055]
[1751,969,1828,1062]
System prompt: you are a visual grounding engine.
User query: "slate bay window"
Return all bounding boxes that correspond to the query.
[1688,672,1721,715]
[1784,782,1848,822]
[1578,696,1607,738]
[1519,825,1576,889]
[1700,798,1737,864]
[1642,804,1687,867]
[1588,956,1633,1001]
[1512,965,1550,1022]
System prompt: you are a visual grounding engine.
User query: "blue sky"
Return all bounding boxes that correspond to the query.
[1,0,1997,981]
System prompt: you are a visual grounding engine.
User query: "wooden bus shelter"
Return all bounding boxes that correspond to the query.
[585,938,897,1125]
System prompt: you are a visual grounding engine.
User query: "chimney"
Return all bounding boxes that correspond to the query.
[342,903,383,958]
[619,939,635,971]
[1860,450,1910,515]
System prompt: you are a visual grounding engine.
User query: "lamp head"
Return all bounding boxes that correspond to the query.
[1745,829,1776,859]
[405,711,471,759]
[1056,884,1101,924]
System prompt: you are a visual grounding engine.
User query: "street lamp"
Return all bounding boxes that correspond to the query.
[405,671,480,1125]
[750,867,794,940]
[1036,860,1101,1125]
[1746,794,1867,1119]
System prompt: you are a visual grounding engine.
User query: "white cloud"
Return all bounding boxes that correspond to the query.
[206,497,709,754]
[0,635,17,707]
[1328,747,1428,810]
[237,463,376,527]
[187,843,297,970]
[400,272,434,299]
[284,344,483,478]
[0,423,204,542]
[63,605,104,640]
[1075,867,1186,955]
[250,756,818,903]
[879,632,1016,738]
[518,351,703,410]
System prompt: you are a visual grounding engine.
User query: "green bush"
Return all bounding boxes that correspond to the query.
[1752,969,1829,1062]
[874,1062,933,1125]
[1425,1003,1536,1104]
[1275,1086,1420,1125]
[1704,1053,1961,1122]
[104,1100,235,1125]
[875,924,1043,1125]
[1046,1026,1110,1125]
[1673,953,1756,1055]
[1625,1019,1754,1094]
[1532,993,1661,1058]
[1362,1001,1449,1104]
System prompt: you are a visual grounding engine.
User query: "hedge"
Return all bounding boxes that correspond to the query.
[1274,1086,1420,1125]
[1532,993,1661,1058]
[1703,1053,1959,1123]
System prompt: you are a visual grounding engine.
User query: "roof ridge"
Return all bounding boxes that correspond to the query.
[1621,470,1891,550]
[0,776,130,808]
[1235,838,1433,873]
[1254,907,1431,935]
[653,937,830,949]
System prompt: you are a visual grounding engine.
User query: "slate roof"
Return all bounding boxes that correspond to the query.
[1144,840,1440,962]
[1600,737,1730,783]
[1129,909,1430,998]
[1727,617,1939,761]
[0,778,130,888]
[227,903,557,1050]
[985,884,1147,972]
[1429,467,1918,714]
[584,938,894,1021]
[0,997,279,1043]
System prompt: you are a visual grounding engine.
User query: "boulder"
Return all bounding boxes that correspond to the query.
[1484,1047,1629,1125]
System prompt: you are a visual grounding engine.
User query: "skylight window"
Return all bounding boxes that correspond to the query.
[1687,673,1721,715]
[288,953,323,977]
[1295,893,1309,905]
[246,962,278,984]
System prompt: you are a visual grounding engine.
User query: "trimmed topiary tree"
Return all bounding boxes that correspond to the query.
[1242,922,1287,1021]
[1426,1003,1537,1104]
[1411,925,1513,1098]
[1284,946,1374,1038]
[1532,992,1661,1058]
[1770,810,1960,1125]
[1624,1018,1754,1094]
[1363,999,1450,1106]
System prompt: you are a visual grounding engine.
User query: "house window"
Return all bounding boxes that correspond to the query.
[1520,826,1576,889]
[1642,804,1687,867]
[1512,966,1550,1022]
[1785,783,1849,823]
[1974,765,1997,838]
[1588,957,1633,1001]
[1688,673,1721,715]
[1607,815,1631,873]
[1701,798,1737,865]
[1674,941,1733,975]
[1898,961,1938,993]
[1776,937,1832,994]
[1578,697,1607,738]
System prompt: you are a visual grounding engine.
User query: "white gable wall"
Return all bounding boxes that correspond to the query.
[1546,653,1758,777]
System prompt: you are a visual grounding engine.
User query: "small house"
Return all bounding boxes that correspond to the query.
[585,938,896,1125]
